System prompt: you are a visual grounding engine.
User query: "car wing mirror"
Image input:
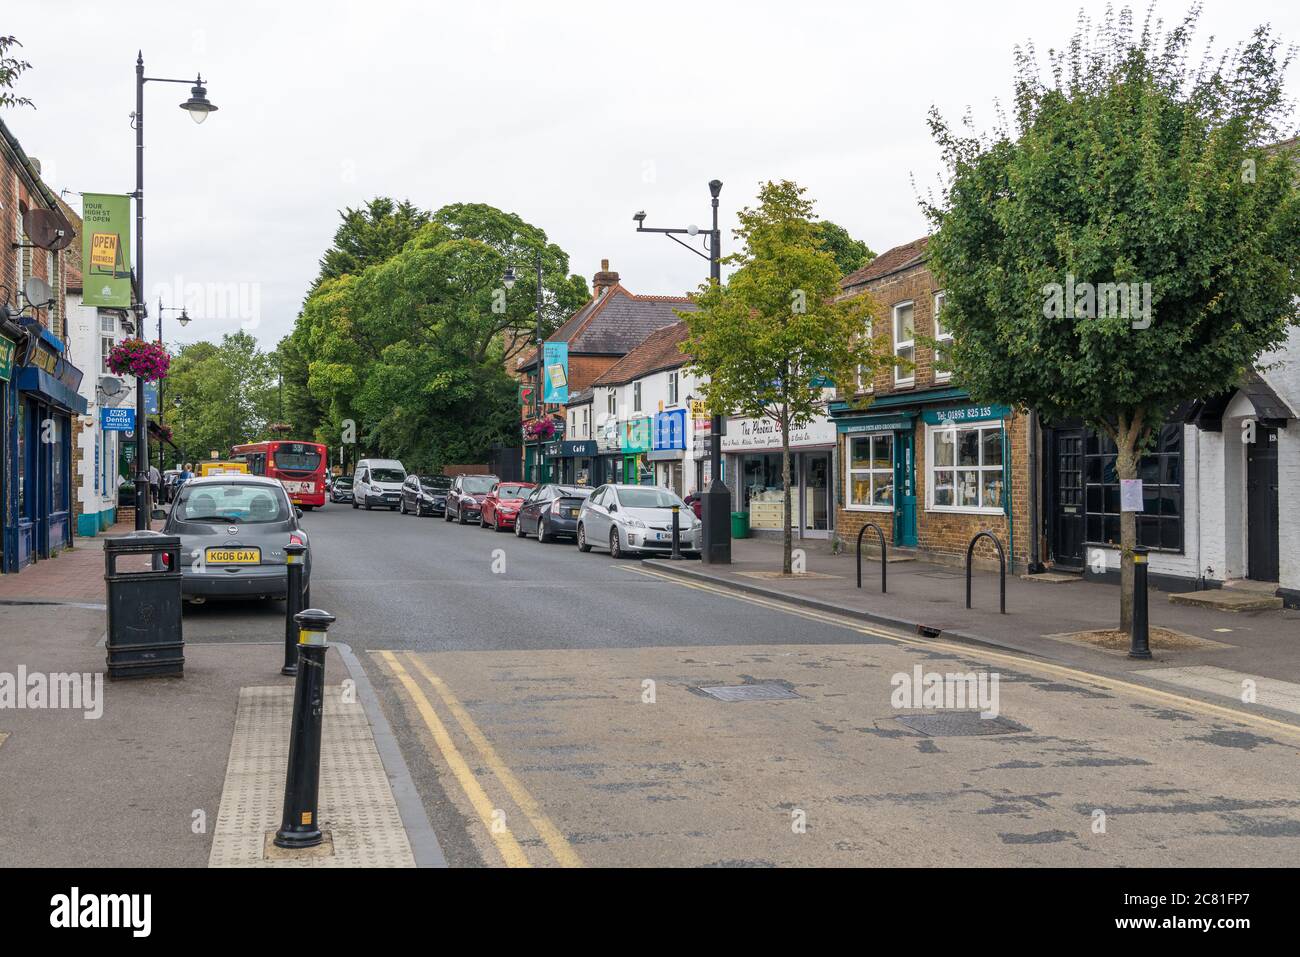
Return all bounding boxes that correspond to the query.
[608,503,618,513]
[151,507,168,522]
[295,507,303,520]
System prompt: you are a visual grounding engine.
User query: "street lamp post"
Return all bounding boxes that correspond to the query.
[504,250,546,483]
[633,179,730,564]
[155,296,190,474]
[130,52,216,528]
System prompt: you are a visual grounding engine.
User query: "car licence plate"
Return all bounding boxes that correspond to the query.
[206,548,261,564]
[567,508,579,517]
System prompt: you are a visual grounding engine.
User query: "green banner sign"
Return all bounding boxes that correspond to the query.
[0,334,15,382]
[82,193,133,308]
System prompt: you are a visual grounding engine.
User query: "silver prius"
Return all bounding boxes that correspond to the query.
[163,475,311,602]
[576,483,701,558]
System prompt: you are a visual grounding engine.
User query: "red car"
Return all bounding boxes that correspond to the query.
[479,481,537,532]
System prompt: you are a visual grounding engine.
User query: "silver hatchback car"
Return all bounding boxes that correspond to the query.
[576,484,701,558]
[163,475,311,602]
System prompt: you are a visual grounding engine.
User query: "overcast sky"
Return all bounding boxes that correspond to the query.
[8,1,1299,353]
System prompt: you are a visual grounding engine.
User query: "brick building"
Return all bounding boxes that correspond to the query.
[1,116,88,575]
[515,259,693,483]
[830,238,1033,571]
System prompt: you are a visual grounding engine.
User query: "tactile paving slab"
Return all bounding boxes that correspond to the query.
[208,686,415,867]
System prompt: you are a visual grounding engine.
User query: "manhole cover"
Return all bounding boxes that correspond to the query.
[694,683,801,702]
[895,712,1028,736]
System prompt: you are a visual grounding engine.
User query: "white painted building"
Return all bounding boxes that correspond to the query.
[1045,333,1298,607]
[65,265,134,536]
[586,321,705,496]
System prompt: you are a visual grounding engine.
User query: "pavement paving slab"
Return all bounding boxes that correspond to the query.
[208,686,415,868]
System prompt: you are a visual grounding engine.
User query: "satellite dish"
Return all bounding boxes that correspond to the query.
[23,276,54,308]
[21,208,72,251]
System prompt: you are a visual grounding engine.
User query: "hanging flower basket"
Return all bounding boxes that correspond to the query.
[107,338,171,382]
[524,417,557,441]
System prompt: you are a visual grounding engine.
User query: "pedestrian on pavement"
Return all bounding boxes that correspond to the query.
[148,464,161,506]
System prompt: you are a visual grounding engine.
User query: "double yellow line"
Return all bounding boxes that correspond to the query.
[378,650,582,868]
[623,563,1300,742]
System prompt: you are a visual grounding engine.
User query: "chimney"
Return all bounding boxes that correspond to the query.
[592,258,619,299]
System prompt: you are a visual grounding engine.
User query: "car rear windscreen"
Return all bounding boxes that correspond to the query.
[176,484,290,524]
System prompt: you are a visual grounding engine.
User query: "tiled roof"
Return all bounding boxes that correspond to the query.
[841,236,929,289]
[516,283,696,370]
[566,387,594,407]
[591,320,692,387]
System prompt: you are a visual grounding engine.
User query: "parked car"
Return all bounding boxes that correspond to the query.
[576,484,701,558]
[479,481,536,531]
[443,473,499,524]
[515,484,593,542]
[329,475,354,503]
[353,458,407,510]
[163,475,310,602]
[400,474,452,516]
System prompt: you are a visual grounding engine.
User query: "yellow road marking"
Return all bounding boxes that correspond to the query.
[403,652,583,868]
[377,651,531,868]
[624,564,1300,742]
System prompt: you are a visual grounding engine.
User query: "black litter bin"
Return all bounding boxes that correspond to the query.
[104,530,185,679]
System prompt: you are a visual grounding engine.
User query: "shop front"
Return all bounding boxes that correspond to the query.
[620,416,652,486]
[722,414,836,539]
[833,392,1030,571]
[650,409,689,496]
[544,440,598,486]
[2,326,88,574]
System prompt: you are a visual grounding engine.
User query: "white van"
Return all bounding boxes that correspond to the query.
[352,458,407,511]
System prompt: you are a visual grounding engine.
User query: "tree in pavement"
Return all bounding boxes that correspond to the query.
[925,6,1300,629]
[681,180,885,575]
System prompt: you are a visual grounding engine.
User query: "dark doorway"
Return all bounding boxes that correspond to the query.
[1052,428,1086,567]
[1246,426,1280,582]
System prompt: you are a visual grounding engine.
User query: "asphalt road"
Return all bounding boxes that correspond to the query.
[185,500,1300,867]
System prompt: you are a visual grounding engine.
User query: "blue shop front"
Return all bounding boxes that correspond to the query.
[1,323,88,574]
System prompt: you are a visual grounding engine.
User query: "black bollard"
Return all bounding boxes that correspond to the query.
[274,607,336,849]
[670,504,683,560]
[281,542,307,676]
[1128,547,1152,659]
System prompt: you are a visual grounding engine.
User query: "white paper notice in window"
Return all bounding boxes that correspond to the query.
[1120,479,1143,512]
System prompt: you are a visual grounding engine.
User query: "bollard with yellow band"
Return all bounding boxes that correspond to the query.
[274,607,336,849]
[670,504,684,561]
[1128,547,1152,660]
[281,542,307,676]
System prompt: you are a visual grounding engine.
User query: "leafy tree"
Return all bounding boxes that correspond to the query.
[682,180,885,574]
[313,197,430,291]
[288,203,588,471]
[161,333,278,464]
[925,6,1300,628]
[816,220,874,276]
[0,35,33,110]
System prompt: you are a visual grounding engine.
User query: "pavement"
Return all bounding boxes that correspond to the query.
[646,536,1300,691]
[0,519,430,868]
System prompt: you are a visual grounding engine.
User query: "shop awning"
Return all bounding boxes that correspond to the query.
[15,365,88,415]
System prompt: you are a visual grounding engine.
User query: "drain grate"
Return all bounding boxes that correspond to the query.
[895,712,1028,737]
[694,683,801,702]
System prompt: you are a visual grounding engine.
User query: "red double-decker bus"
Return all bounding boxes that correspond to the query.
[230,440,329,509]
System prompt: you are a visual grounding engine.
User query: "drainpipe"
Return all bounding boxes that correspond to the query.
[1028,409,1041,573]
